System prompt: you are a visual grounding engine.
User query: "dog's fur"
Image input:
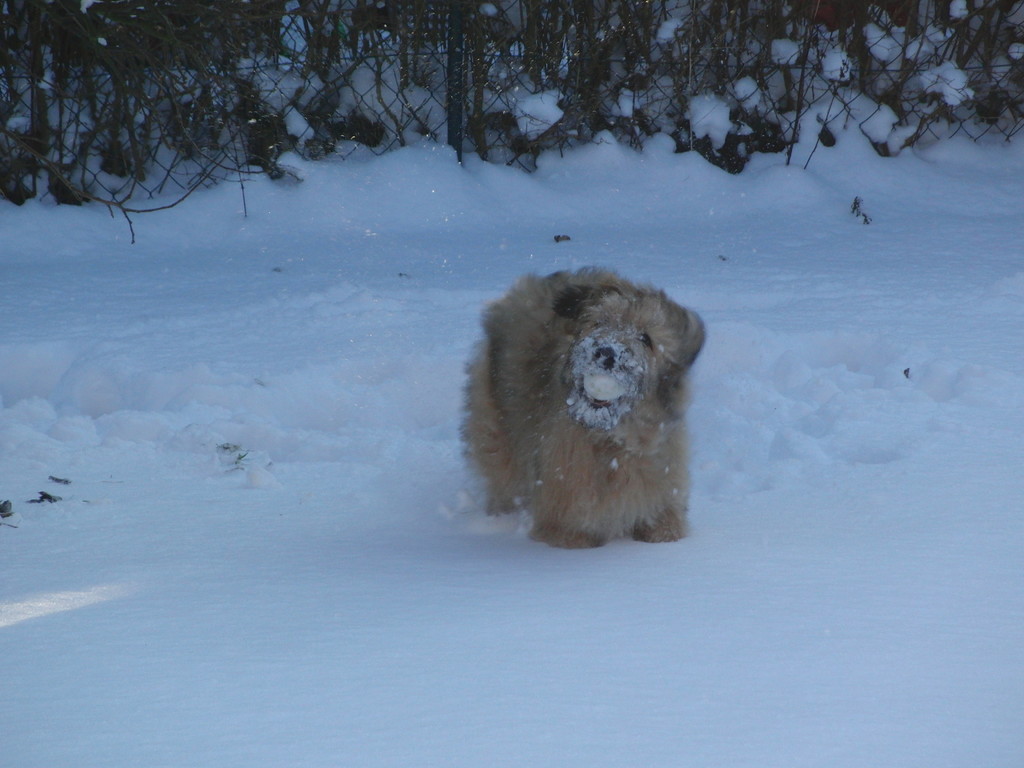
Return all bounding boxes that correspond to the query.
[463,268,704,548]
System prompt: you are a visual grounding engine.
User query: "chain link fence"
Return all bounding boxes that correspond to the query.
[2,0,1022,208]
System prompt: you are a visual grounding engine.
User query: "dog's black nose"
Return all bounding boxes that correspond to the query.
[595,346,616,370]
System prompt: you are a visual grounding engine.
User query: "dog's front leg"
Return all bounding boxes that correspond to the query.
[529,472,607,548]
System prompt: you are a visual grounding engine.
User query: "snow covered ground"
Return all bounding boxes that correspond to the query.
[2,132,1023,767]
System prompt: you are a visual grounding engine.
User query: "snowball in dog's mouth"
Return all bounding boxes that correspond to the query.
[582,372,627,405]
[568,370,638,430]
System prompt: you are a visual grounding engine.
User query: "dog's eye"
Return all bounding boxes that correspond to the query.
[640,332,653,349]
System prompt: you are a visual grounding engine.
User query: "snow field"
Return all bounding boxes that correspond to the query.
[2,133,1024,767]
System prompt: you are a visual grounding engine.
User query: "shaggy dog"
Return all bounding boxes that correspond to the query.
[463,268,704,548]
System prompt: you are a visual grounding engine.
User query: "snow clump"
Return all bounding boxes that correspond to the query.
[919,62,974,106]
[860,104,898,145]
[687,94,732,149]
[514,91,564,139]
[822,48,853,82]
[616,90,636,119]
[732,77,760,111]
[656,18,683,43]
[771,39,800,66]
[865,23,903,64]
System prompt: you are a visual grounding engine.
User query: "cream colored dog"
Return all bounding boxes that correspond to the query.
[463,268,704,548]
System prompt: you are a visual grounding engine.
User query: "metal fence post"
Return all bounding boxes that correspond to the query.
[446,0,465,163]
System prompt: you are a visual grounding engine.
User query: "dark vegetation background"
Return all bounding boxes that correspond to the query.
[1,0,1022,208]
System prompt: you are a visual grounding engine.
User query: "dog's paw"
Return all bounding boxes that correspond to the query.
[632,511,687,543]
[530,525,606,549]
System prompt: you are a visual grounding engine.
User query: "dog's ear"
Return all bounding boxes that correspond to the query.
[677,308,705,368]
[656,310,703,414]
[553,284,594,320]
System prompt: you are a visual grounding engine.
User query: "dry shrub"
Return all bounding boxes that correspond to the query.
[1,0,1022,206]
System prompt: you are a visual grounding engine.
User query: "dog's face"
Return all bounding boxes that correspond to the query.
[565,325,649,430]
[554,279,704,431]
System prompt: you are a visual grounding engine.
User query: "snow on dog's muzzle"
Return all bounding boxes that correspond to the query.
[566,333,645,430]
